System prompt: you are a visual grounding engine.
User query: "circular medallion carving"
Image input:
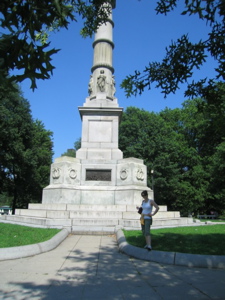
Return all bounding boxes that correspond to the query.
[52,167,61,179]
[69,168,77,179]
[136,168,144,181]
[120,168,128,180]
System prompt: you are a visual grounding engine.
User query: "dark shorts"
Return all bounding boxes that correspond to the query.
[141,218,152,236]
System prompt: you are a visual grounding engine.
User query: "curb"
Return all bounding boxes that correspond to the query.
[116,229,225,269]
[0,228,69,261]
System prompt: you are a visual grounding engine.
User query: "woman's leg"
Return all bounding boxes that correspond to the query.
[145,235,151,247]
[144,219,152,249]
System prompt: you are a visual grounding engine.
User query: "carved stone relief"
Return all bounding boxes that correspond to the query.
[69,168,77,179]
[111,75,116,97]
[88,75,94,96]
[52,167,61,179]
[136,168,144,181]
[97,70,106,92]
[89,70,116,98]
[120,168,128,180]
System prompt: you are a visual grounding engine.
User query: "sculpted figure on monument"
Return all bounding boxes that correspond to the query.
[97,70,106,92]
[88,75,94,96]
[110,75,116,97]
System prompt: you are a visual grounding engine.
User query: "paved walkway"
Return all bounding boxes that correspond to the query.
[0,235,225,300]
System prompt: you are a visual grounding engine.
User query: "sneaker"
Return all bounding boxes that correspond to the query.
[147,246,152,251]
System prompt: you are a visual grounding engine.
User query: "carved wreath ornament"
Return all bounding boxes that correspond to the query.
[52,168,61,179]
[69,168,77,179]
[136,168,144,181]
[120,168,128,180]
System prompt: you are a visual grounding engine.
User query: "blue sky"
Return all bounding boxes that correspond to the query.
[19,0,217,160]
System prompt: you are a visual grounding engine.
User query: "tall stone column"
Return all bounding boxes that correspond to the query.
[76,0,123,161]
[88,0,116,100]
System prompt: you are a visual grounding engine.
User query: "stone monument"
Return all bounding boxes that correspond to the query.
[1,1,193,231]
[42,0,153,206]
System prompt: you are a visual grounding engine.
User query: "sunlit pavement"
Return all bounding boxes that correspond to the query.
[0,234,225,299]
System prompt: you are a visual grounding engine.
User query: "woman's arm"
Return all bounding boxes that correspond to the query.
[149,200,159,217]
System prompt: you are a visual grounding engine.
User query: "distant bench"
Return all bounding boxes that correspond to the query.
[0,206,12,215]
[197,215,217,219]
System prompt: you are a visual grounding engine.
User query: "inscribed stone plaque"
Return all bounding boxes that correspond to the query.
[86,169,111,181]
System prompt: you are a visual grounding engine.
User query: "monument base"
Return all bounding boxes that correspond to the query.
[42,156,152,205]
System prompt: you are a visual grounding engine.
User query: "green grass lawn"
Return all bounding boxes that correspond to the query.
[123,225,225,256]
[0,223,60,248]
[2,223,225,256]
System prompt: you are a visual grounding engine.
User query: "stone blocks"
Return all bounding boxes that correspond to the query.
[42,155,152,205]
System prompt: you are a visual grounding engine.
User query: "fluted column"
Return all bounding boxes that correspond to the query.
[77,0,122,160]
[87,0,116,101]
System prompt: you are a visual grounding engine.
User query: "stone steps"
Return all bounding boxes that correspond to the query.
[0,204,194,233]
[123,217,194,229]
[14,209,180,220]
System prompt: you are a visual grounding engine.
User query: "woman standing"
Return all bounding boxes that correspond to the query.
[137,190,159,251]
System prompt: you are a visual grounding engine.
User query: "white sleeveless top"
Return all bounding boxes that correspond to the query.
[142,199,152,219]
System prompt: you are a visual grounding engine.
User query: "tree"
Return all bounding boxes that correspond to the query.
[61,138,81,157]
[28,120,54,203]
[0,83,53,212]
[0,83,32,212]
[119,90,225,216]
[119,107,186,210]
[61,149,76,157]
[160,105,210,213]
[0,0,113,89]
[191,82,225,214]
[121,0,225,99]
[208,141,225,213]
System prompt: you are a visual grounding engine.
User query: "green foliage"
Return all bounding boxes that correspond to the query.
[121,0,225,99]
[119,106,187,208]
[0,0,112,89]
[119,82,225,215]
[0,82,53,212]
[27,120,54,202]
[74,138,81,151]
[0,193,12,207]
[61,149,76,157]
[78,0,112,37]
[61,138,81,157]
[0,223,60,248]
[123,225,225,255]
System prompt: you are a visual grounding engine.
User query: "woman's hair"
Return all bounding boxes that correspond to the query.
[141,190,148,197]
